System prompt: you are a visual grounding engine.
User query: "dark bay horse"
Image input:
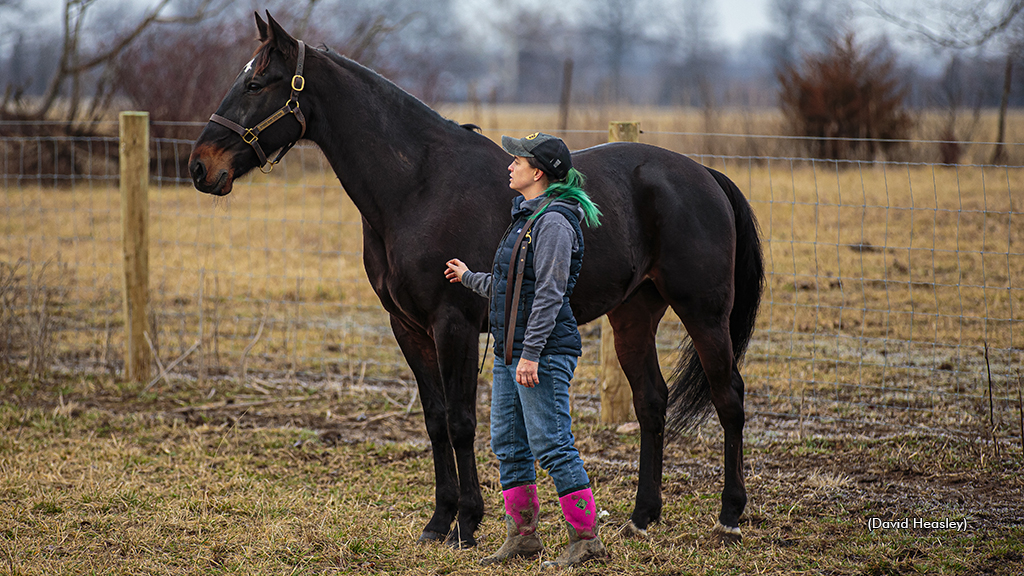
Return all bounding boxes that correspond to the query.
[189,13,764,548]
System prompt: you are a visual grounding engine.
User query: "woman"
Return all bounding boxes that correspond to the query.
[445,132,607,568]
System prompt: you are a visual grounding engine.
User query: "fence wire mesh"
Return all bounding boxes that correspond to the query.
[1,122,1021,443]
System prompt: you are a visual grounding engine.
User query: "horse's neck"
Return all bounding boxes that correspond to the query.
[308,56,446,236]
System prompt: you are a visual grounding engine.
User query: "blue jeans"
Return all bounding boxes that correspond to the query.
[490,354,590,495]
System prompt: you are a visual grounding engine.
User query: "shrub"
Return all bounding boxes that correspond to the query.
[778,33,913,161]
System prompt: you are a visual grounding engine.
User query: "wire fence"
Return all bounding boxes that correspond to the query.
[1,120,1021,444]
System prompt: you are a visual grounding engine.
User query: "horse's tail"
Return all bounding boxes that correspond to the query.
[666,167,765,435]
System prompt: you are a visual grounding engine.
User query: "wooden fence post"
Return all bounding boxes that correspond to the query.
[558,58,574,132]
[600,121,640,424]
[120,111,151,383]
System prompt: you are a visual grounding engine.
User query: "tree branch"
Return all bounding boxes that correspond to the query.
[14,0,222,121]
[870,0,1024,48]
[73,0,220,73]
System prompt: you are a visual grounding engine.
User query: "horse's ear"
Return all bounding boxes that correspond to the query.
[255,11,269,42]
[265,12,299,56]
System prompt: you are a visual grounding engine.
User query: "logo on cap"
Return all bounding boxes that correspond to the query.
[526,133,539,140]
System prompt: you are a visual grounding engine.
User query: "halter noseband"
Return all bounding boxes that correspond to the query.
[210,41,307,174]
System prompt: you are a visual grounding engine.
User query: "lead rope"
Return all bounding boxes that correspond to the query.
[479,331,491,374]
[504,197,555,365]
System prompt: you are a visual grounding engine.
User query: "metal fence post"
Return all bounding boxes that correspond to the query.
[120,111,151,383]
[600,121,639,424]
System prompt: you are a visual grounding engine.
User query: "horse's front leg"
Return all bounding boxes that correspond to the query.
[389,315,463,544]
[431,309,486,548]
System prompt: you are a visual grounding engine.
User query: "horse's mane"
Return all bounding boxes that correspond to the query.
[251,40,482,139]
[316,46,466,130]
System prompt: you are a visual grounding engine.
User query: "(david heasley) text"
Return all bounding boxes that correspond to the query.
[868,517,969,532]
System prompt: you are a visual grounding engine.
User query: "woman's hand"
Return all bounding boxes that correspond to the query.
[445,259,470,283]
[516,359,539,388]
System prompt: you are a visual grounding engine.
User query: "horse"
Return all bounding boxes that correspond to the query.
[189,12,764,548]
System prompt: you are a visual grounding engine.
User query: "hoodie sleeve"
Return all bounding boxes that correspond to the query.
[520,212,578,362]
[461,270,492,299]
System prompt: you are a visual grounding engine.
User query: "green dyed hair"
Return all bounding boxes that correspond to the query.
[531,167,602,227]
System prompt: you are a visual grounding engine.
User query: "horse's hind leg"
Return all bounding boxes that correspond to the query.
[676,311,747,545]
[606,282,669,535]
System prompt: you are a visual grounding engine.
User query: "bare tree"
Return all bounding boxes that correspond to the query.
[764,0,850,73]
[871,0,1024,162]
[302,0,466,103]
[871,0,1024,48]
[495,5,567,103]
[1,0,222,126]
[934,54,984,163]
[658,0,721,108]
[581,0,648,103]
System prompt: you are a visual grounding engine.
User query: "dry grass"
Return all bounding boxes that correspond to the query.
[438,104,1024,165]
[3,143,1021,434]
[0,372,1021,575]
[2,107,1023,438]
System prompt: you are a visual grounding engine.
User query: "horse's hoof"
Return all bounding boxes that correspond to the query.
[710,521,742,546]
[417,530,447,544]
[617,520,648,539]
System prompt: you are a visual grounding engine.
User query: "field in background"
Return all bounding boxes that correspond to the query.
[438,104,1024,165]
[3,105,1021,183]
[3,135,1022,438]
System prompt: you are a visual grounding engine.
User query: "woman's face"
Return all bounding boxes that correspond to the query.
[508,156,541,193]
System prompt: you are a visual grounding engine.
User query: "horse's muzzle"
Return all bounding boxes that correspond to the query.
[188,154,232,196]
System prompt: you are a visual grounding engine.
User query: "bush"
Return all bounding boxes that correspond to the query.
[113,23,256,142]
[778,33,913,161]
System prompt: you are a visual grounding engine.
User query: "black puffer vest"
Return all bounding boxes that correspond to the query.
[489,197,585,360]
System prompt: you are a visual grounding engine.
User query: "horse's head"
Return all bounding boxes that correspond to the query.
[189,12,308,196]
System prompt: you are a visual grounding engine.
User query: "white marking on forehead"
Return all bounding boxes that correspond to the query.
[243,59,254,74]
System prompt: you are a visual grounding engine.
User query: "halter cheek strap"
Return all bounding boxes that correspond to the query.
[210,40,307,174]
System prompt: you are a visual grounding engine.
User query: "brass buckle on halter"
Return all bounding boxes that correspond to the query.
[243,129,259,145]
[291,75,305,92]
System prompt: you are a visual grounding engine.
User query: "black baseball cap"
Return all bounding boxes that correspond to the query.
[501,132,572,180]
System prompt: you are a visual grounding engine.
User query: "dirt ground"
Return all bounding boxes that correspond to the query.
[54,375,1024,527]
[3,372,1023,574]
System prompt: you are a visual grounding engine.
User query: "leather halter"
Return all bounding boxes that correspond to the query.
[209,41,307,174]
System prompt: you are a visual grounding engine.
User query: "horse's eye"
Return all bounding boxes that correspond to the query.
[246,82,262,93]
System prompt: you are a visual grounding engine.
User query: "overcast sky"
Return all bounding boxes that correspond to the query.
[0,0,971,61]
[712,0,772,47]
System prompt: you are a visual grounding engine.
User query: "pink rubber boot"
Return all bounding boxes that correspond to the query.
[479,484,544,565]
[542,488,608,569]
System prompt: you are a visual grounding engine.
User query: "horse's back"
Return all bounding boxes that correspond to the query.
[574,142,730,212]
[568,142,738,322]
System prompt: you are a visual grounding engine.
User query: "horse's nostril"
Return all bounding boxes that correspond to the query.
[191,159,207,182]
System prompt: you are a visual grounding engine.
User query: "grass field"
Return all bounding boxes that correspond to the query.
[1,372,1022,575]
[2,114,1024,574]
[436,104,1024,166]
[3,139,1022,434]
